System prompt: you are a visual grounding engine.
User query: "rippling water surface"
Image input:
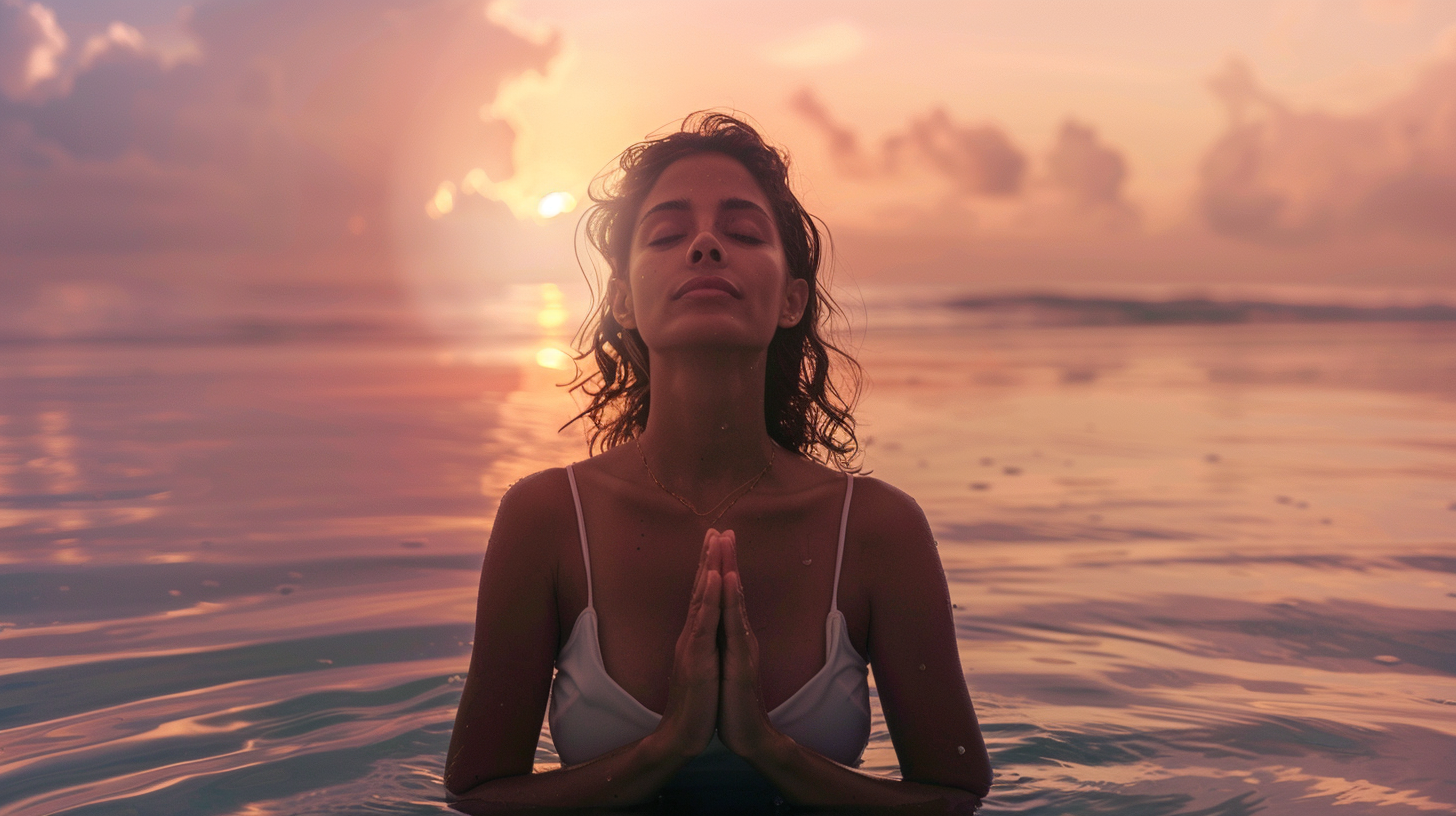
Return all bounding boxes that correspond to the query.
[2,320,1454,814]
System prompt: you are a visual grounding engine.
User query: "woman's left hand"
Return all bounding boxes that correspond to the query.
[715,530,781,759]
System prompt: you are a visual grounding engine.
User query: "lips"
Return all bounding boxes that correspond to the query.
[674,275,741,299]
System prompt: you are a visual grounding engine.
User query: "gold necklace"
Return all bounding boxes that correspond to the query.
[635,438,775,527]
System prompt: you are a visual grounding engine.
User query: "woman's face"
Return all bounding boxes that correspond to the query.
[612,152,808,354]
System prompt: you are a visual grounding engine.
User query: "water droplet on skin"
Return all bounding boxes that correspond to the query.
[801,559,812,566]
[957,745,965,754]
[919,664,926,671]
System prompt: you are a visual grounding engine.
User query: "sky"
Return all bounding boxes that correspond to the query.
[2,0,1454,339]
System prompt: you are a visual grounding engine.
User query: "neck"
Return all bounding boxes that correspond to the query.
[637,346,776,501]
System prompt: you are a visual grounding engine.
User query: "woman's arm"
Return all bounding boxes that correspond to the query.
[715,481,992,813]
[449,734,694,814]
[860,480,992,794]
[445,476,726,811]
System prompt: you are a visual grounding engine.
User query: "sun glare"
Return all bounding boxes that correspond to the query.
[536,191,576,219]
[426,181,456,219]
[537,282,568,328]
[535,347,572,370]
[461,168,489,195]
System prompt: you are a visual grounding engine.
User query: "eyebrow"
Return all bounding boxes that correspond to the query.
[639,197,771,220]
[641,199,690,219]
[720,197,770,217]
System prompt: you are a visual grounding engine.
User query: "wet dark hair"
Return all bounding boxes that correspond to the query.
[568,111,861,470]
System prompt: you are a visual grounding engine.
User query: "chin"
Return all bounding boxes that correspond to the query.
[647,323,774,353]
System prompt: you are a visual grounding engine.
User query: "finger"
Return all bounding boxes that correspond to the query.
[720,570,743,639]
[696,528,717,579]
[697,570,723,645]
[687,537,711,613]
[719,529,739,578]
[721,570,753,673]
[708,529,724,577]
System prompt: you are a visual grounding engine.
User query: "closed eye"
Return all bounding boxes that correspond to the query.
[647,233,686,247]
[728,233,765,245]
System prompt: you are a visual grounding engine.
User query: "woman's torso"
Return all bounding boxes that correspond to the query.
[552,452,871,713]
[547,452,872,776]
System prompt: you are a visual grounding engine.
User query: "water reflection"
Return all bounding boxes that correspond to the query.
[0,323,1453,814]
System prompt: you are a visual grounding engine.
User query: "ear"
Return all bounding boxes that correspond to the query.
[609,276,637,330]
[778,276,809,328]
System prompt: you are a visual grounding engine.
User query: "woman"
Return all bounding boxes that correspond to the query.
[445,113,992,812]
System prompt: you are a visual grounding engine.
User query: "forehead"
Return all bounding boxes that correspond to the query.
[637,153,772,216]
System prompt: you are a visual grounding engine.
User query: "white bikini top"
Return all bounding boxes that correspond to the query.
[548,467,871,782]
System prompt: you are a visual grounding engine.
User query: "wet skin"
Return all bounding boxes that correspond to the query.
[446,153,991,812]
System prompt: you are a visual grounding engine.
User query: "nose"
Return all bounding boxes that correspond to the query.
[687,232,724,266]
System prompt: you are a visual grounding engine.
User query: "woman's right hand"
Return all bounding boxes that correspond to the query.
[655,528,724,758]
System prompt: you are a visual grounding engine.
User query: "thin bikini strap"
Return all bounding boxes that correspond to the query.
[830,473,854,613]
[565,465,594,609]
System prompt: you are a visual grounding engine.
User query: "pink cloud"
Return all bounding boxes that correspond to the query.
[0,0,559,337]
[792,90,1135,230]
[1046,119,1128,210]
[0,0,66,101]
[788,87,865,175]
[886,107,1026,196]
[793,88,1029,197]
[1199,54,1456,243]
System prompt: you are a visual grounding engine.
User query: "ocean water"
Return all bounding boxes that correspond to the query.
[1,315,1454,814]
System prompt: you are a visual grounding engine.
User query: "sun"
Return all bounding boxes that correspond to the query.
[536,191,577,219]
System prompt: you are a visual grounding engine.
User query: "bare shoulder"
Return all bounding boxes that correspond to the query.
[486,467,576,557]
[849,475,936,551]
[845,475,943,593]
[497,467,573,516]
